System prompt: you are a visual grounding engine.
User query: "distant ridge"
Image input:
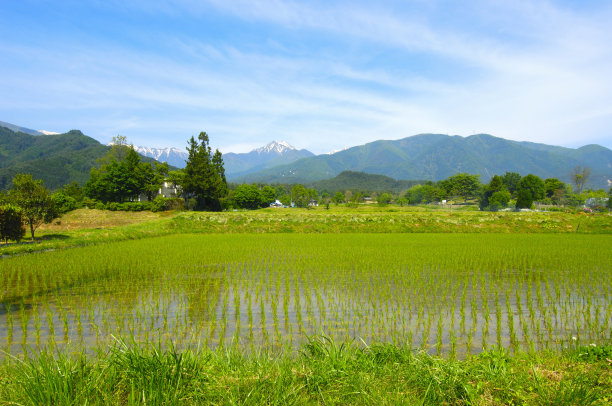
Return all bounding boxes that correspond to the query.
[241,133,612,189]
[0,120,45,136]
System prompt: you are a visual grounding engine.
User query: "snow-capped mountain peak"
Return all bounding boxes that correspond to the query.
[132,146,188,168]
[254,140,296,155]
[134,146,185,159]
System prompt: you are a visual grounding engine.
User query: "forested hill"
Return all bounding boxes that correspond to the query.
[311,171,423,194]
[0,126,166,190]
[240,133,612,189]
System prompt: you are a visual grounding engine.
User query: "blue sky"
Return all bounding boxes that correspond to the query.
[1,0,611,154]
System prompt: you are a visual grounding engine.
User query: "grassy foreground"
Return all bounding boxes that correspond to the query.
[1,338,610,405]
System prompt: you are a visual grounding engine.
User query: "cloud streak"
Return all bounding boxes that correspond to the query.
[0,0,611,154]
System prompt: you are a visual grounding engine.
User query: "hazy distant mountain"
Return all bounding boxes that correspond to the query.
[225,140,314,180]
[242,133,612,189]
[133,146,188,168]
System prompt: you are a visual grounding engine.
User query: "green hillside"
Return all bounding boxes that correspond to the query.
[242,133,612,188]
[311,171,422,194]
[0,126,168,190]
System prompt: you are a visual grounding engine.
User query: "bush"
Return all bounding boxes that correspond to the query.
[151,196,167,212]
[52,192,79,214]
[0,204,25,243]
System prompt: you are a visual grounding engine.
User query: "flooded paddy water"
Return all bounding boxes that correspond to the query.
[1,233,610,358]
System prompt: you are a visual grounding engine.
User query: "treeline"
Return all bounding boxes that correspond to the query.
[227,170,611,211]
[2,130,611,244]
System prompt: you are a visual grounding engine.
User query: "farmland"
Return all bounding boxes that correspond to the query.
[1,208,611,404]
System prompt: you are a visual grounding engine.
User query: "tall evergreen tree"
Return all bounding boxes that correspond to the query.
[182,132,227,211]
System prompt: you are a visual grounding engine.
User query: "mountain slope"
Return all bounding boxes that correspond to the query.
[224,141,314,180]
[0,126,169,190]
[0,121,45,136]
[242,134,612,189]
[0,127,110,190]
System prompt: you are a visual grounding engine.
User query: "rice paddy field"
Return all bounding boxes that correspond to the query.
[1,209,611,404]
[2,232,611,357]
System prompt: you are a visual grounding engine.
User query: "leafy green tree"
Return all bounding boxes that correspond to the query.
[52,191,77,214]
[440,173,481,202]
[332,191,345,205]
[234,184,263,209]
[544,178,565,198]
[607,187,612,210]
[290,184,310,208]
[141,161,170,201]
[377,192,392,206]
[85,142,168,203]
[488,190,511,210]
[515,174,545,209]
[9,174,58,240]
[182,132,227,211]
[0,204,25,243]
[480,175,504,210]
[501,172,521,197]
[260,186,276,206]
[61,181,84,202]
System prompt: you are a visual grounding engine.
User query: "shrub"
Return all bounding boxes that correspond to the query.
[151,196,167,212]
[0,204,25,243]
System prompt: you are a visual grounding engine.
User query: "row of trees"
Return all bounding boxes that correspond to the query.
[227,170,611,212]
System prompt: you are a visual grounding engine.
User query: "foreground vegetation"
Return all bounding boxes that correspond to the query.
[1,208,611,404]
[0,338,610,405]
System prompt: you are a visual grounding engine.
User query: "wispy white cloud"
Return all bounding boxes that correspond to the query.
[1,0,611,154]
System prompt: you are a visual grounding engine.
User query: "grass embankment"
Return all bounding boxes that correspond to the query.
[1,206,611,257]
[1,338,610,405]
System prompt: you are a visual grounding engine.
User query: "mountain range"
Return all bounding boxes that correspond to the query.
[238,133,612,189]
[1,120,611,190]
[132,146,188,168]
[132,140,314,177]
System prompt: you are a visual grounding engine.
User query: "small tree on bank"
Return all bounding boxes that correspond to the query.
[9,174,58,240]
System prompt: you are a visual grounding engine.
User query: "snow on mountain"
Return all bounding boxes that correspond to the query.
[254,140,297,155]
[326,146,349,155]
[224,140,314,179]
[132,146,188,168]
[38,130,60,135]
